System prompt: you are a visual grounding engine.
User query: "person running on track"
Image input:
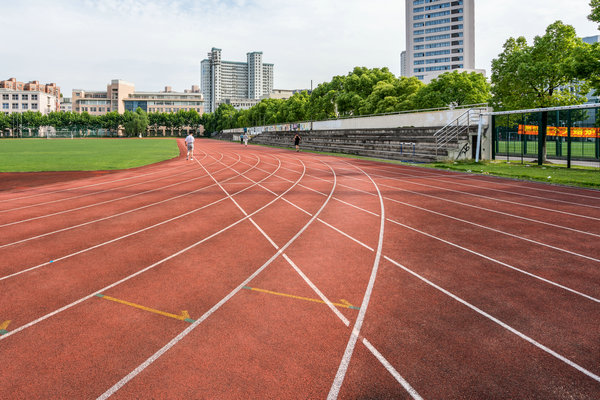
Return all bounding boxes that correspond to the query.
[185,132,195,160]
[244,133,249,147]
[293,133,301,152]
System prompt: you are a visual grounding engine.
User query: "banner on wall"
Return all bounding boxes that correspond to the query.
[518,125,599,138]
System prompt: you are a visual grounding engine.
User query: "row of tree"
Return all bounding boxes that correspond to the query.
[0,108,202,137]
[202,68,491,133]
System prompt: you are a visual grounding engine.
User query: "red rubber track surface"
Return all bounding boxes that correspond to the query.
[0,138,598,399]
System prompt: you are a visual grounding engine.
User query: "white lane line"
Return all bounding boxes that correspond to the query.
[384,256,600,384]
[0,154,245,249]
[255,167,598,397]
[0,157,190,204]
[240,156,600,294]
[0,153,295,341]
[97,152,333,399]
[386,218,600,303]
[353,161,600,201]
[384,195,600,264]
[433,176,600,210]
[265,159,600,238]
[351,167,600,222]
[0,169,217,228]
[361,338,423,400]
[250,158,600,302]
[257,159,600,261]
[327,163,386,400]
[0,164,192,214]
[0,155,266,280]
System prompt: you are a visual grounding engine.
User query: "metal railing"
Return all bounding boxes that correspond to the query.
[434,107,487,155]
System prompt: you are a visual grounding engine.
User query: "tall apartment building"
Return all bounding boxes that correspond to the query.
[404,0,475,83]
[201,48,274,113]
[0,78,60,114]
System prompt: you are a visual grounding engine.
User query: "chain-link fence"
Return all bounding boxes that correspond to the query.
[492,105,600,167]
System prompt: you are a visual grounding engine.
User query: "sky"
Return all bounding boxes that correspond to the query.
[0,0,597,96]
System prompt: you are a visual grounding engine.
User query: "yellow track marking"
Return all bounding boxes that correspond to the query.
[0,320,11,330]
[96,295,193,322]
[244,287,359,310]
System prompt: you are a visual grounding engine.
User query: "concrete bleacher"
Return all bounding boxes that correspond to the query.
[218,127,467,163]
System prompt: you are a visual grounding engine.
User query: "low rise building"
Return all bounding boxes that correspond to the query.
[0,77,60,114]
[60,97,72,112]
[124,86,204,114]
[72,79,135,115]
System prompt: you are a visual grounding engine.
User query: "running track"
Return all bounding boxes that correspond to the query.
[0,138,598,399]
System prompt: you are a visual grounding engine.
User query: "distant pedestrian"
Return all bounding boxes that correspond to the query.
[293,134,301,152]
[185,132,195,160]
[240,133,244,145]
[244,133,249,147]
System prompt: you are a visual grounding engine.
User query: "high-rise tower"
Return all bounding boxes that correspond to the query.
[404,0,475,83]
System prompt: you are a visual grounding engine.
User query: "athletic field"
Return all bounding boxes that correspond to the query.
[0,139,598,398]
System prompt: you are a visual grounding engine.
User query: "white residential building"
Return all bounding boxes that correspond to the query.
[404,0,476,83]
[201,48,274,112]
[1,89,58,115]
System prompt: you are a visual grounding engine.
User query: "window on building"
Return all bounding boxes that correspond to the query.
[22,103,28,110]
[2,103,8,109]
[32,103,38,110]
[2,94,8,100]
[12,94,19,100]
[12,103,18,109]
[22,94,28,100]
[32,94,38,100]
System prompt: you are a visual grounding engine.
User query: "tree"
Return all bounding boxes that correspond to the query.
[589,0,600,26]
[413,71,490,109]
[360,76,424,114]
[490,21,589,162]
[123,108,149,137]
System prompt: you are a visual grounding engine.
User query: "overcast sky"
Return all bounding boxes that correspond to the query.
[1,0,597,95]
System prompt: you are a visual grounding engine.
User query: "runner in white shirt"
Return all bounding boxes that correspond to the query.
[185,132,195,160]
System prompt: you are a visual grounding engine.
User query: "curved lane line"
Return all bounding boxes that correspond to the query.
[0,153,264,280]
[235,157,600,302]
[384,256,600,385]
[0,153,241,248]
[327,161,386,400]
[96,151,327,399]
[0,152,288,338]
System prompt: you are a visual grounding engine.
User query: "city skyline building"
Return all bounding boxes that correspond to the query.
[201,48,274,112]
[404,0,476,83]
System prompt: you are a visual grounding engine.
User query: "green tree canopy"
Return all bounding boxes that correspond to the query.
[589,0,600,26]
[490,21,588,110]
[413,71,490,109]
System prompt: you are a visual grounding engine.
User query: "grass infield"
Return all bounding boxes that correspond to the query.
[421,160,600,189]
[0,138,180,172]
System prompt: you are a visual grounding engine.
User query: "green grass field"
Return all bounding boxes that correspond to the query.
[422,160,600,189]
[0,138,180,172]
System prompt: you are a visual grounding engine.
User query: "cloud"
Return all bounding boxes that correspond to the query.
[2,0,596,98]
